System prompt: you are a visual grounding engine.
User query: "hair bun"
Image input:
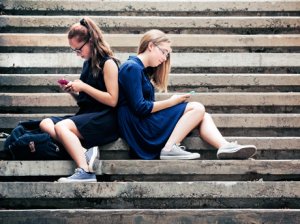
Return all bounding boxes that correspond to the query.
[80,18,87,27]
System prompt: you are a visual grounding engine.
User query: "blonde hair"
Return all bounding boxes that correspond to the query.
[68,16,119,77]
[138,29,171,92]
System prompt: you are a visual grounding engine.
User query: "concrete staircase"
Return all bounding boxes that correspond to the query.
[0,0,300,223]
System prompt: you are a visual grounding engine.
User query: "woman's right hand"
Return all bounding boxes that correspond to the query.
[59,81,73,93]
[169,94,191,105]
[151,93,191,113]
[59,81,79,101]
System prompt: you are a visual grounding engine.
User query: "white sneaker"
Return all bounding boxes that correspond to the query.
[160,144,200,160]
[217,141,257,159]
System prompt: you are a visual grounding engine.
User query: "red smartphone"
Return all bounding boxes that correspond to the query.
[57,79,69,85]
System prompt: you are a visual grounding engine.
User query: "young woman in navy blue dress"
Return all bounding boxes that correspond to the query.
[39,17,119,182]
[118,29,257,160]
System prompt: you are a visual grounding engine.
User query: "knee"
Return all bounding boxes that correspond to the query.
[204,112,212,119]
[190,102,205,116]
[54,122,65,137]
[39,118,53,131]
[203,112,215,123]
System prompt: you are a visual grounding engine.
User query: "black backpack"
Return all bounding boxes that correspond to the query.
[2,120,70,160]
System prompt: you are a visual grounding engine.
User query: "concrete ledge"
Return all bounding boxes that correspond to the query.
[1,92,299,107]
[2,0,300,12]
[0,113,299,129]
[1,209,299,224]
[1,53,300,68]
[181,136,300,151]
[0,181,299,198]
[1,74,300,87]
[1,16,299,29]
[169,73,300,86]
[1,136,299,153]
[1,34,299,47]
[157,92,300,106]
[0,160,299,176]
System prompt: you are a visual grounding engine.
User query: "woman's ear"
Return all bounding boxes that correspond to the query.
[88,38,94,48]
[148,42,155,52]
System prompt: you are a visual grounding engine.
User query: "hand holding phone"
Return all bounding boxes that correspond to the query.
[57,79,69,85]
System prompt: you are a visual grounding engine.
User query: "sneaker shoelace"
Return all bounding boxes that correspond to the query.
[85,153,89,163]
[69,168,83,178]
[225,141,239,148]
[174,144,186,151]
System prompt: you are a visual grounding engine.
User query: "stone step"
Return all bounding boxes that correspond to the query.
[1,74,299,95]
[0,181,299,209]
[0,160,299,182]
[1,209,299,224]
[1,136,300,160]
[1,113,299,137]
[1,53,299,69]
[168,73,300,90]
[1,73,299,89]
[1,15,299,33]
[2,52,298,74]
[1,113,298,128]
[1,92,299,108]
[1,33,299,49]
[2,0,299,16]
[1,92,299,113]
[1,0,298,218]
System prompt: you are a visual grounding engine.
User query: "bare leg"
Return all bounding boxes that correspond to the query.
[164,102,205,150]
[39,118,59,140]
[199,113,229,149]
[54,119,89,172]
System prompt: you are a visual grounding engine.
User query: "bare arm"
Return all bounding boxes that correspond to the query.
[67,59,119,107]
[151,94,191,113]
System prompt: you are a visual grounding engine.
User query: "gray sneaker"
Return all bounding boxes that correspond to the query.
[57,168,97,183]
[217,141,257,159]
[160,144,200,160]
[85,146,100,173]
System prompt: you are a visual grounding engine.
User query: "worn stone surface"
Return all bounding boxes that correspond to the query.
[1,16,299,30]
[0,160,299,177]
[2,0,300,12]
[1,73,300,87]
[0,0,299,217]
[1,33,299,47]
[0,209,300,224]
[0,181,299,208]
[1,92,300,107]
[2,53,300,68]
[0,181,299,198]
[1,113,299,129]
[1,136,299,151]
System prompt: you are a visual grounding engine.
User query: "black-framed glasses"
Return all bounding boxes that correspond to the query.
[154,43,170,58]
[71,39,89,53]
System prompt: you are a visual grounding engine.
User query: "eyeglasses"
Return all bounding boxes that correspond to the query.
[154,43,170,59]
[71,39,89,53]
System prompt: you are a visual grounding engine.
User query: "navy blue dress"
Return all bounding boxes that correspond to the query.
[118,56,187,159]
[51,57,119,148]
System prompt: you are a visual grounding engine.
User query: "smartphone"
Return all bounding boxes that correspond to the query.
[57,79,69,85]
[188,91,196,95]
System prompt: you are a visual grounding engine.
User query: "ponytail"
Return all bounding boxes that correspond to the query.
[68,17,119,78]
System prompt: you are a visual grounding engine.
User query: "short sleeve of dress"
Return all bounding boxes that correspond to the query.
[119,62,154,116]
